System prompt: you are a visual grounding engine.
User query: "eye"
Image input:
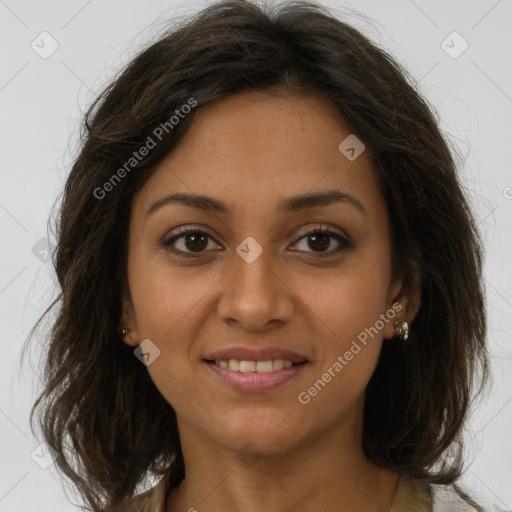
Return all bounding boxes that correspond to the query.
[161,226,222,258]
[290,223,353,255]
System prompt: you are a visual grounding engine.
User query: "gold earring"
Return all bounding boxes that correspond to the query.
[393,319,409,341]
[120,328,129,337]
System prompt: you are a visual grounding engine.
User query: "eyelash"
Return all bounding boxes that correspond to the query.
[161,224,353,259]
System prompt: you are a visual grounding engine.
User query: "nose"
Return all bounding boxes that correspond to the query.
[216,243,294,331]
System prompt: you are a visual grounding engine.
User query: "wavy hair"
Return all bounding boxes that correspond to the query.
[25,0,488,510]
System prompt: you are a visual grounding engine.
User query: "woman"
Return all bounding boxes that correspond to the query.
[28,1,489,510]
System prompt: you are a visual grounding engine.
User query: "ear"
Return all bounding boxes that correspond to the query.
[383,263,421,340]
[119,293,140,347]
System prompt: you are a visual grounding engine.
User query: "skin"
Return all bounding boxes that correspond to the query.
[121,90,421,512]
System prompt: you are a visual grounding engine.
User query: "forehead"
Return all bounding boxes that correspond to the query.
[133,90,384,218]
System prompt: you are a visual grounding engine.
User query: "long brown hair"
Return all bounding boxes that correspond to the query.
[25,1,489,509]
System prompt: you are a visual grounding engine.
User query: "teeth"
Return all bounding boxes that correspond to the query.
[214,359,296,372]
[239,360,256,373]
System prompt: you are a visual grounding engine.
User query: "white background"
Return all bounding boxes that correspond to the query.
[0,0,511,510]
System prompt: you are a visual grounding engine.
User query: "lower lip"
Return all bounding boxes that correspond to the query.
[204,361,309,392]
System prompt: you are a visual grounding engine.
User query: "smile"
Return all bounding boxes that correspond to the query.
[203,359,309,392]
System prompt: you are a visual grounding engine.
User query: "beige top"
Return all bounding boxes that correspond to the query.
[111,472,484,511]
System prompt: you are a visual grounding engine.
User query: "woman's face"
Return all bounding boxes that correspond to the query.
[122,90,409,456]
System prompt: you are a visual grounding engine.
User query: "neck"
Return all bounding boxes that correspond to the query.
[166,407,399,512]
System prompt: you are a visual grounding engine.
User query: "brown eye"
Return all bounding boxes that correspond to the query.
[162,228,221,257]
[291,225,353,255]
[305,232,331,252]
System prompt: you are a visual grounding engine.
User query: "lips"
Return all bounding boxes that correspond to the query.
[202,346,310,364]
[204,358,310,392]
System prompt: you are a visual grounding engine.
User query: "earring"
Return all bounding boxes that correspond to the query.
[393,319,409,341]
[120,328,129,337]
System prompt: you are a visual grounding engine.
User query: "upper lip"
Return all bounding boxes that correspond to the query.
[203,346,310,363]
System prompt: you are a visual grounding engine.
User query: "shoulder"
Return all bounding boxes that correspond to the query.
[390,475,489,512]
[431,481,488,512]
[107,475,168,512]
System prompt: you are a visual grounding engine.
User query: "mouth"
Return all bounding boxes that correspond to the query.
[203,358,310,392]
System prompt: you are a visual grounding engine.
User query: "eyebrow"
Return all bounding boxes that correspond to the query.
[146,189,366,216]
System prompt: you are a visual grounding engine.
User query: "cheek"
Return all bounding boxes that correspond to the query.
[306,254,391,344]
[299,252,392,401]
[128,244,211,338]
[127,250,222,402]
